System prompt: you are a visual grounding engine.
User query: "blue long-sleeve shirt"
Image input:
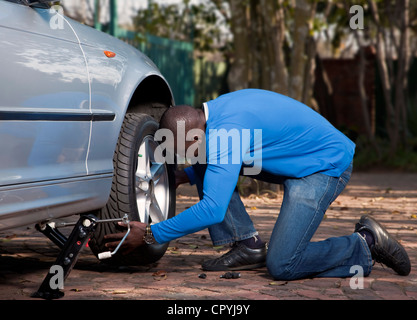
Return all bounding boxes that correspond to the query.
[151,89,355,244]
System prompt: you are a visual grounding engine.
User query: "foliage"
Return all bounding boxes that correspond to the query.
[354,135,417,172]
[133,0,417,170]
[133,1,230,55]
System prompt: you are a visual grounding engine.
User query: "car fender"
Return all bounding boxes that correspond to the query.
[65,18,174,177]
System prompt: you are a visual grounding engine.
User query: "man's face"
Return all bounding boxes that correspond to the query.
[175,135,200,158]
[156,120,206,165]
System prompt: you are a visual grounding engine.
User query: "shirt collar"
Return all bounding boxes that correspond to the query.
[202,102,209,121]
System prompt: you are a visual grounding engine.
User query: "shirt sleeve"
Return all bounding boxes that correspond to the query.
[184,166,197,186]
[151,124,248,244]
[151,162,241,244]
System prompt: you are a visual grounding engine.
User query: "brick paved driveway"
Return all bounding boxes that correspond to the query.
[1,172,416,300]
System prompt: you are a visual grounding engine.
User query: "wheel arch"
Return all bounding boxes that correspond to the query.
[126,74,174,121]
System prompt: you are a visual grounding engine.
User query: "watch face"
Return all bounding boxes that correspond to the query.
[144,234,154,244]
[144,225,155,244]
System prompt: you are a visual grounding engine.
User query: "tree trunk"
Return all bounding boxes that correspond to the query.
[368,0,411,153]
[357,42,381,156]
[301,35,318,108]
[259,0,288,95]
[227,0,250,91]
[394,0,411,147]
[288,0,316,101]
[368,0,398,152]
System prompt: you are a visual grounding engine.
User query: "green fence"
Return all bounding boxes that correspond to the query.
[115,28,195,106]
[194,56,228,106]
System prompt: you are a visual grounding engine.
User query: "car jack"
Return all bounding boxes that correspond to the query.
[32,211,130,299]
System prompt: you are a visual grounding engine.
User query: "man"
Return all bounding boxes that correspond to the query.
[105,89,411,279]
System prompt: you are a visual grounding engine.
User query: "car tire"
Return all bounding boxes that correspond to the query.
[89,112,176,265]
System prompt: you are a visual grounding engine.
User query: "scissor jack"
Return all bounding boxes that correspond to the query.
[32,211,130,299]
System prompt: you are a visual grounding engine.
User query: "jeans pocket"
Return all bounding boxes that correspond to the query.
[330,171,351,203]
[339,161,353,186]
[338,175,348,187]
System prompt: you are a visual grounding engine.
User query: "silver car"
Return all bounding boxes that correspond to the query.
[0,0,176,266]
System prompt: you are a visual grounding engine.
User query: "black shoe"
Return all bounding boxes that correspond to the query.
[202,242,267,271]
[355,215,411,276]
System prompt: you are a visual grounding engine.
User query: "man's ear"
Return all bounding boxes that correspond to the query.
[194,133,204,144]
[186,128,205,145]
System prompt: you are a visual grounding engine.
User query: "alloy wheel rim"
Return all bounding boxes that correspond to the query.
[135,135,169,225]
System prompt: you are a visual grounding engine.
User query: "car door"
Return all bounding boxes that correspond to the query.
[0,1,91,187]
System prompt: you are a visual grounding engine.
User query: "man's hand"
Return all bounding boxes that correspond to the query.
[175,169,190,188]
[104,221,147,255]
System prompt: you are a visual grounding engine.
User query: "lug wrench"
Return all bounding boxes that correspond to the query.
[97,214,130,260]
[52,213,132,259]
[51,214,131,259]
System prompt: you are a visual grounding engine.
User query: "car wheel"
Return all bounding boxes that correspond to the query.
[89,112,176,265]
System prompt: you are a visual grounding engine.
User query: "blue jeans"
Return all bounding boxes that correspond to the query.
[190,162,373,280]
[191,164,259,245]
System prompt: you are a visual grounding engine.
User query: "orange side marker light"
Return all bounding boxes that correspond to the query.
[104,50,116,58]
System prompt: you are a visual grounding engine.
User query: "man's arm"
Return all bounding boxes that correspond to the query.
[151,162,241,244]
[175,169,190,188]
[152,123,251,244]
[103,164,237,253]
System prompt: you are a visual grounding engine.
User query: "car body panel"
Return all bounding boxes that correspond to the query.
[0,2,91,185]
[68,20,165,176]
[0,1,173,231]
[0,173,113,230]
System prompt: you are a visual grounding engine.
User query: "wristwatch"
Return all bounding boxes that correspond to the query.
[143,224,156,245]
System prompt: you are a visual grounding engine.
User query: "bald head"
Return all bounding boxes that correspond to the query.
[159,105,206,135]
[158,105,206,159]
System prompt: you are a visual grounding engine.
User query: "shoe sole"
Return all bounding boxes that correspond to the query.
[202,262,266,272]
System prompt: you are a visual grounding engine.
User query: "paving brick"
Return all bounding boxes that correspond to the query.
[0,172,416,300]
